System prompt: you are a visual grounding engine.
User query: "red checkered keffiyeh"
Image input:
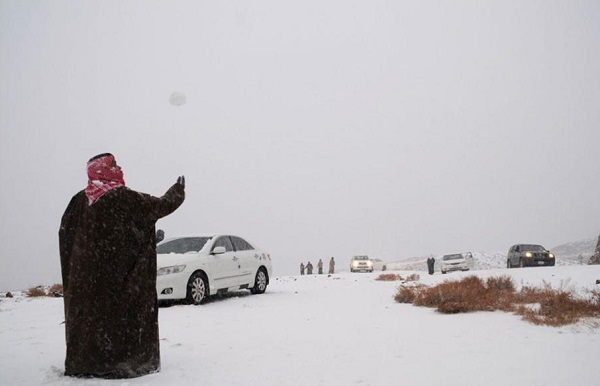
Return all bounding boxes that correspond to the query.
[84,154,125,205]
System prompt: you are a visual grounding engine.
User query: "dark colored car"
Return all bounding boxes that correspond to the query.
[507,244,555,268]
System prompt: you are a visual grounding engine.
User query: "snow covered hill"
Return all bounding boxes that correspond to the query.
[550,237,597,264]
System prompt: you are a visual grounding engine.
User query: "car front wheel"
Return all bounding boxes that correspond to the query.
[251,268,268,294]
[519,258,525,268]
[507,260,512,269]
[186,272,208,305]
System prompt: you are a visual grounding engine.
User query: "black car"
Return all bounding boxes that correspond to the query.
[507,244,555,268]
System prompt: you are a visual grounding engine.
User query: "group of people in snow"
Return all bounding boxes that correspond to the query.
[300,257,335,275]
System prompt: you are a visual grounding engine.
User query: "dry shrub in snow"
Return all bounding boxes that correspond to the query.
[414,276,489,313]
[515,285,600,327]
[486,275,515,293]
[376,274,402,281]
[484,276,516,312]
[48,284,63,297]
[377,273,420,282]
[409,275,516,313]
[394,284,426,303]
[26,286,46,297]
[394,275,600,326]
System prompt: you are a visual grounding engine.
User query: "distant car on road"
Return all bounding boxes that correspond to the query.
[350,255,374,272]
[507,244,555,268]
[156,234,272,305]
[440,253,470,274]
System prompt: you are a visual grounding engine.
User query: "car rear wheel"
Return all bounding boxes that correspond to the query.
[186,272,208,305]
[251,268,268,294]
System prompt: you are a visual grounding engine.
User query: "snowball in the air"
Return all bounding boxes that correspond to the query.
[169,92,186,106]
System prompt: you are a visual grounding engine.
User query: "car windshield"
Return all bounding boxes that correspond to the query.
[520,245,545,252]
[157,237,211,254]
[442,254,463,261]
[352,256,369,260]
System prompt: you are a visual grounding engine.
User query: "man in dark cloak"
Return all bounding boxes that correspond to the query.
[59,153,185,379]
[427,257,435,275]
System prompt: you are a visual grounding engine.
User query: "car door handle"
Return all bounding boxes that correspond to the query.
[232,256,239,261]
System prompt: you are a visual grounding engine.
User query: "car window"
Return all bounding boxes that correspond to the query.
[230,236,254,251]
[212,236,234,252]
[352,256,369,261]
[157,237,210,254]
[442,254,463,261]
[521,245,544,252]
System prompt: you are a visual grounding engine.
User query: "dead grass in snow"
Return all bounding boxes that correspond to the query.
[395,275,600,327]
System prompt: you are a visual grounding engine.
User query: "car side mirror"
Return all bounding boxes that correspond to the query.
[212,246,226,255]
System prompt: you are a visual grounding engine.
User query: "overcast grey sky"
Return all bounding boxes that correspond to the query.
[1,1,599,291]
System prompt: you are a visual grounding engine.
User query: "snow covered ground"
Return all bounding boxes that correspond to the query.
[1,265,599,386]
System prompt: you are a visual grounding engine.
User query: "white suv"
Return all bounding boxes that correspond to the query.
[350,255,374,272]
[440,253,469,274]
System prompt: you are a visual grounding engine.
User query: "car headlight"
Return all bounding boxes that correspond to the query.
[157,265,186,276]
[549,253,555,258]
[525,252,532,258]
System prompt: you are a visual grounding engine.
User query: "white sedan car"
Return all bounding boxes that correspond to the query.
[440,253,470,274]
[156,234,272,305]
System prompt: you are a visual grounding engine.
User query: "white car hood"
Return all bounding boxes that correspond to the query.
[157,253,197,268]
[442,259,466,265]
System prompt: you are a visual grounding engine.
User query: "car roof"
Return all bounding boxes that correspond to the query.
[157,234,256,246]
[158,234,217,245]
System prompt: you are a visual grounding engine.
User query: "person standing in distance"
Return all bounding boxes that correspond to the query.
[427,256,435,275]
[59,153,185,379]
